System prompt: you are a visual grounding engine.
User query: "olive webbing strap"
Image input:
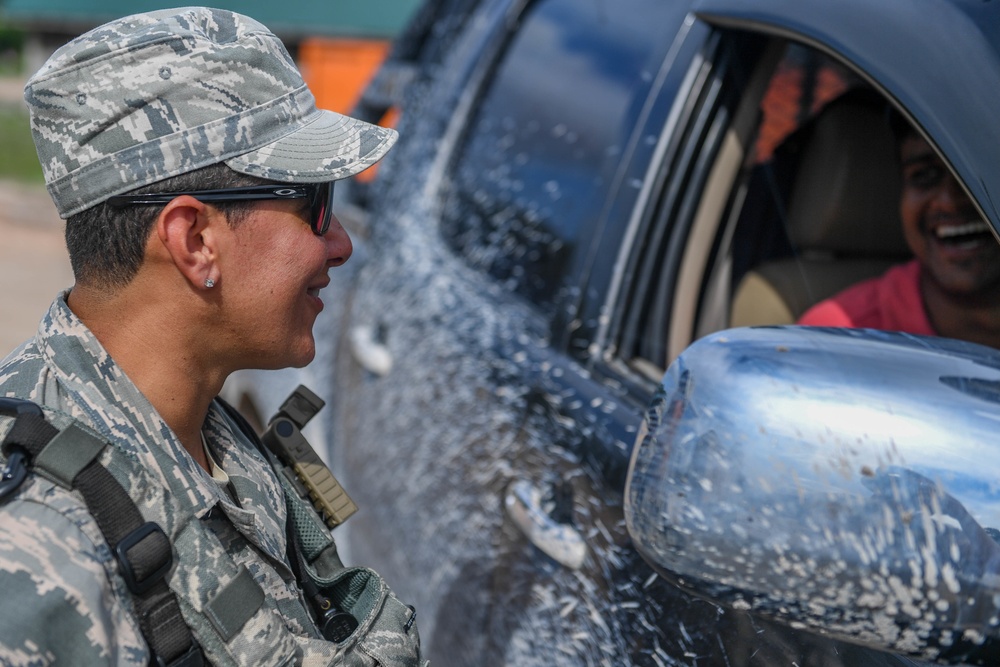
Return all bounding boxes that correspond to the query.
[1,408,202,667]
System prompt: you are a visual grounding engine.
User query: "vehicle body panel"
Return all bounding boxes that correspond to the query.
[225,0,1000,664]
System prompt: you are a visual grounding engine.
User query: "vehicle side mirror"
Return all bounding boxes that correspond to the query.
[625,326,1000,665]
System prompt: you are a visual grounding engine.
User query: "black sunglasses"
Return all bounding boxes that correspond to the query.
[106,182,335,236]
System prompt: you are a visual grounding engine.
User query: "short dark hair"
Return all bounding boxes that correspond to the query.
[65,163,272,290]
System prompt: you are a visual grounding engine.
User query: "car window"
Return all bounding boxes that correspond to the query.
[605,31,775,380]
[606,34,909,382]
[438,0,678,313]
[723,44,878,330]
[753,44,855,166]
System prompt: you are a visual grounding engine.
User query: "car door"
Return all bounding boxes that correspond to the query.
[331,0,993,663]
[331,0,712,664]
[503,10,942,667]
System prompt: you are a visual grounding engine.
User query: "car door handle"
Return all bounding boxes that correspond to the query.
[349,324,392,376]
[504,479,587,569]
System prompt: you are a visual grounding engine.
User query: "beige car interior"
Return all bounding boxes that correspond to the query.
[729,92,911,327]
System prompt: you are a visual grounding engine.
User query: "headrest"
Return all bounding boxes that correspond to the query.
[784,90,909,257]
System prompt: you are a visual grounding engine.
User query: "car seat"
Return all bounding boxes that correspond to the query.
[729,91,911,327]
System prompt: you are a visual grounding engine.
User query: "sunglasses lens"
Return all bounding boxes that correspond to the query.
[312,182,335,235]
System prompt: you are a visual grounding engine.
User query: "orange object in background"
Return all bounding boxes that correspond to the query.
[298,38,396,182]
[299,37,391,113]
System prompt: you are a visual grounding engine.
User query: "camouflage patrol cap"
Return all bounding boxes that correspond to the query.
[24,6,398,218]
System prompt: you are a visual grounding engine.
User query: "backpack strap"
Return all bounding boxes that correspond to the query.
[0,397,203,667]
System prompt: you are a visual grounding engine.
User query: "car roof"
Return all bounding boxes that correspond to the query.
[695,0,1000,235]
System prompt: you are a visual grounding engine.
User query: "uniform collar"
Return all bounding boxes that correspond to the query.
[34,292,288,563]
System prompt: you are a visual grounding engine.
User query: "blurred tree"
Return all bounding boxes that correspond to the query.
[0,7,24,74]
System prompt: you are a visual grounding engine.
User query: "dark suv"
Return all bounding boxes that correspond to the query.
[225,0,1000,664]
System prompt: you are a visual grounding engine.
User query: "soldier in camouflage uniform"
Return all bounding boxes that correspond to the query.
[0,8,425,666]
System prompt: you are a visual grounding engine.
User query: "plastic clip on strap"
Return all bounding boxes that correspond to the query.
[260,386,358,528]
[0,397,202,667]
[0,398,47,501]
[0,448,28,501]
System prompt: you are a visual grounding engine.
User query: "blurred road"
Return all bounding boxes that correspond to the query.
[0,180,72,357]
[0,76,24,105]
[0,74,73,357]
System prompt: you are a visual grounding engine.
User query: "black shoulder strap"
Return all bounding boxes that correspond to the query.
[0,398,202,667]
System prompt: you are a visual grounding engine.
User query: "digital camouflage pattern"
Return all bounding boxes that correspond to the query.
[25,7,397,218]
[0,294,425,666]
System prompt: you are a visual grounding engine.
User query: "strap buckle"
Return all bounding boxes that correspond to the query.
[0,397,43,418]
[154,639,204,667]
[0,448,28,501]
[116,521,173,595]
[0,396,44,466]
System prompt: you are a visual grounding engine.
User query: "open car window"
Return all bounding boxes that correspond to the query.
[608,33,946,384]
[719,45,907,335]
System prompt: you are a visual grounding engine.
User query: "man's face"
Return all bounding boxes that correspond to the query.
[221,195,352,370]
[899,135,1000,295]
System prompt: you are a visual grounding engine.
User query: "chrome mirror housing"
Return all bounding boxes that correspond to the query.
[625,326,1000,664]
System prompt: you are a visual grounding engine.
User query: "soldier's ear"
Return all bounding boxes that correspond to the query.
[154,196,219,290]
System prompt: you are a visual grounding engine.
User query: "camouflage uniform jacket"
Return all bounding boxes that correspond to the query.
[0,294,404,666]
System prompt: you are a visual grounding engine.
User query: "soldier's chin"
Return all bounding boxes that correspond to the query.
[253,342,316,371]
[285,345,317,370]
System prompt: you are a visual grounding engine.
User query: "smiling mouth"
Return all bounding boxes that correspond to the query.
[307,287,322,298]
[934,220,994,249]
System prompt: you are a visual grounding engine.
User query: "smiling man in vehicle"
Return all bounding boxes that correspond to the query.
[799,116,1000,349]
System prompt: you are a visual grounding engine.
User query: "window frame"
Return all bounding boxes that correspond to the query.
[583,28,780,392]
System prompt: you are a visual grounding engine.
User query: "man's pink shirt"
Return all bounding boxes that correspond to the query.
[797,259,935,335]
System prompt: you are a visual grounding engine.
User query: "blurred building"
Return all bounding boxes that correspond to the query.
[2,0,421,112]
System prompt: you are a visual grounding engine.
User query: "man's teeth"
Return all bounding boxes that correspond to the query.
[936,221,991,239]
